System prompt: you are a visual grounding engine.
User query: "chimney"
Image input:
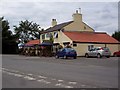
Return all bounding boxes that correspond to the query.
[52,19,57,27]
[72,10,82,23]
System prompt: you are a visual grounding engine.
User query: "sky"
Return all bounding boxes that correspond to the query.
[0,0,119,35]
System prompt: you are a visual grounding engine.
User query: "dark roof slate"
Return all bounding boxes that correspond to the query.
[41,21,73,33]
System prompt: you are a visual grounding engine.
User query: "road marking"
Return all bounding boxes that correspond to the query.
[2,68,78,88]
[38,75,47,79]
[2,68,19,73]
[55,83,62,86]
[58,80,64,82]
[81,84,86,87]
[28,74,33,76]
[2,68,9,71]
[13,74,23,77]
[9,69,19,73]
[7,72,15,75]
[55,83,73,88]
[37,79,51,84]
[23,76,36,81]
[64,85,74,88]
[68,82,77,85]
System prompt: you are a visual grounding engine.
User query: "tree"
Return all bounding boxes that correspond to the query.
[112,31,120,42]
[14,20,41,43]
[49,34,54,43]
[1,17,18,54]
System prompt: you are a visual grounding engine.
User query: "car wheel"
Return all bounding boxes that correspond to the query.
[74,57,76,59]
[97,54,101,58]
[63,55,67,59]
[55,55,59,59]
[106,56,110,58]
[85,53,89,58]
[113,54,117,57]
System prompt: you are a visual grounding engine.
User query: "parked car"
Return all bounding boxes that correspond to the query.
[55,48,77,59]
[85,47,111,58]
[113,50,120,57]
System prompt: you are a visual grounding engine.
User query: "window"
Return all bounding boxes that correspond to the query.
[73,43,77,47]
[54,32,58,38]
[42,34,45,39]
[46,33,50,38]
[46,33,52,38]
[88,45,94,51]
[84,26,86,30]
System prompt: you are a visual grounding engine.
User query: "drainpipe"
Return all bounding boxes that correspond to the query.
[105,44,107,47]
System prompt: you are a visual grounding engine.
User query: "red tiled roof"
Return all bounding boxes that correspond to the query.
[25,39,40,45]
[63,31,119,44]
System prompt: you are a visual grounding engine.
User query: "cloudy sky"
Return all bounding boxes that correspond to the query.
[0,0,118,35]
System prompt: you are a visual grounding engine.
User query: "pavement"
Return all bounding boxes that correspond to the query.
[2,55,119,88]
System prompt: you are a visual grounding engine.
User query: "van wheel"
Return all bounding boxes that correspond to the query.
[63,56,67,59]
[97,54,101,58]
[85,53,89,58]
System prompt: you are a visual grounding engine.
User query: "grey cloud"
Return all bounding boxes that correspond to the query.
[0,2,118,35]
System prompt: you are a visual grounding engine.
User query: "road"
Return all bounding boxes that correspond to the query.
[2,55,118,88]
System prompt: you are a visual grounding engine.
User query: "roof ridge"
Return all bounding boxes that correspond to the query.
[63,31,107,34]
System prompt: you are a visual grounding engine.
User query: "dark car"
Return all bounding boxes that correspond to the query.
[55,48,77,59]
[113,50,120,57]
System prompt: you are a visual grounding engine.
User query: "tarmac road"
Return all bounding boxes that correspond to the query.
[2,55,119,88]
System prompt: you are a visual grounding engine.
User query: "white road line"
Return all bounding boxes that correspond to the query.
[37,79,51,84]
[2,68,19,73]
[58,80,64,82]
[28,74,33,76]
[2,68,9,71]
[81,84,86,87]
[2,67,76,88]
[13,74,23,77]
[55,83,73,88]
[9,69,19,73]
[64,85,74,88]
[38,75,47,79]
[7,72,15,75]
[55,83,62,86]
[68,82,77,85]
[23,76,36,81]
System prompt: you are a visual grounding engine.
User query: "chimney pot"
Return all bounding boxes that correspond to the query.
[52,19,57,27]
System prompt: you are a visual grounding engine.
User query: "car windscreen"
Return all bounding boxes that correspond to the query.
[103,47,110,51]
[65,48,76,52]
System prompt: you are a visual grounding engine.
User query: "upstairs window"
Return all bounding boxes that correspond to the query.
[84,26,86,30]
[54,32,58,38]
[46,33,50,38]
[42,34,45,39]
